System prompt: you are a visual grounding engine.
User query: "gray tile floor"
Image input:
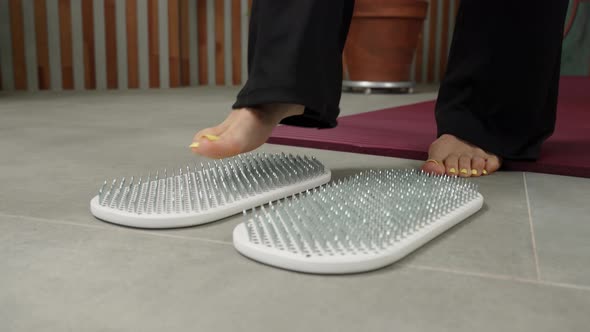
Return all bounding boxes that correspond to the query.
[1,86,589,332]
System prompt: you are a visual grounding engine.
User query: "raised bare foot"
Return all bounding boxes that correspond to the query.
[421,134,502,177]
[190,104,304,159]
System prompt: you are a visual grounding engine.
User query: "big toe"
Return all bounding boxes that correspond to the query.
[192,133,244,159]
[421,158,446,175]
[192,125,224,145]
[190,122,233,156]
[484,155,502,175]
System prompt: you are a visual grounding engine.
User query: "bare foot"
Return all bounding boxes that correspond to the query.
[421,134,502,177]
[190,104,304,159]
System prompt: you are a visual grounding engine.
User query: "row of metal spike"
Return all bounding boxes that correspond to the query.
[244,169,479,256]
[97,153,325,215]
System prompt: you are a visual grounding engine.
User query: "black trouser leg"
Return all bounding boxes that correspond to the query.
[232,0,355,128]
[435,0,569,160]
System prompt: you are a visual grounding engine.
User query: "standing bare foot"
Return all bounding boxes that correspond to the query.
[421,134,502,177]
[190,104,304,159]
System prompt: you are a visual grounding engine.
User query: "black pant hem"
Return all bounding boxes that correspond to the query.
[437,114,541,161]
[233,87,339,128]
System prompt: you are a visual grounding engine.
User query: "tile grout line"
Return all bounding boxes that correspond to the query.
[537,280,590,292]
[405,264,590,292]
[523,172,542,281]
[3,213,590,292]
[405,263,532,283]
[0,212,233,247]
[410,264,590,292]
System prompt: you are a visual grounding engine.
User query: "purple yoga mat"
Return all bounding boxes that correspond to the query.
[268,77,590,178]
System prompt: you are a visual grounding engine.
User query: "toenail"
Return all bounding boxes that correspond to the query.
[449,168,457,174]
[189,142,200,148]
[426,159,440,166]
[460,168,468,175]
[202,134,220,141]
[482,170,488,175]
[471,169,478,175]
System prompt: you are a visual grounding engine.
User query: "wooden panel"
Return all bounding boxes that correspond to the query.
[34,0,50,89]
[126,0,139,88]
[427,0,438,83]
[92,0,106,89]
[104,0,117,89]
[214,0,224,85]
[148,0,159,88]
[147,0,160,88]
[197,0,207,84]
[115,0,127,88]
[58,0,74,89]
[168,0,180,87]
[179,0,190,86]
[231,0,241,85]
[70,0,84,90]
[10,0,28,90]
[81,0,95,89]
[439,0,450,80]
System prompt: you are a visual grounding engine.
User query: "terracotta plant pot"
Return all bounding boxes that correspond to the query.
[343,0,428,84]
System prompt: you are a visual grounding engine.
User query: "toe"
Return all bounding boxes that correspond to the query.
[192,126,225,145]
[471,156,486,177]
[421,158,445,175]
[191,118,233,154]
[444,154,459,176]
[193,133,243,159]
[423,138,449,175]
[458,155,472,177]
[190,126,234,158]
[483,155,502,175]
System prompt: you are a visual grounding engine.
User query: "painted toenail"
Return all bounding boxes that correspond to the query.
[449,168,457,174]
[460,169,468,174]
[203,134,220,141]
[426,159,440,166]
[471,169,478,175]
[482,170,488,175]
[189,142,200,148]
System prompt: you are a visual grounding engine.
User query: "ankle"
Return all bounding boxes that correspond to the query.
[280,104,305,117]
[260,103,304,122]
[232,104,304,126]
